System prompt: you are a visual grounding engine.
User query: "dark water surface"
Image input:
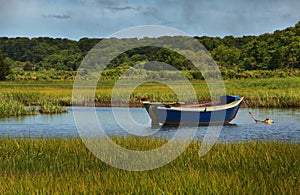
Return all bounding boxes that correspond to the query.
[0,107,299,142]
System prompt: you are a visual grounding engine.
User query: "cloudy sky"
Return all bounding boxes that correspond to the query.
[1,0,300,40]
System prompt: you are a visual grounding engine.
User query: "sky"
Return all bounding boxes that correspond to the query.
[1,0,300,40]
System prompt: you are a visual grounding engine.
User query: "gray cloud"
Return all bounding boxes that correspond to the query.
[79,0,119,6]
[108,5,141,11]
[0,0,15,14]
[1,0,300,39]
[136,0,300,37]
[44,13,71,20]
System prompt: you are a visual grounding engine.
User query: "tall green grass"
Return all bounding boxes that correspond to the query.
[0,94,68,117]
[225,77,300,108]
[0,94,37,117]
[1,77,300,108]
[39,102,68,114]
[6,69,300,81]
[0,138,298,194]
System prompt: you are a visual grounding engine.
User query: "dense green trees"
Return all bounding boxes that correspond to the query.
[197,21,300,70]
[0,37,89,71]
[1,21,300,71]
[0,50,11,80]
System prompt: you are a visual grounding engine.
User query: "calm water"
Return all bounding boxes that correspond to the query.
[0,107,299,142]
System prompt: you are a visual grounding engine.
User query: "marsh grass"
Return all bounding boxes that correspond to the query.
[39,102,68,114]
[225,77,300,108]
[0,94,68,117]
[0,138,298,194]
[0,95,37,117]
[1,77,300,108]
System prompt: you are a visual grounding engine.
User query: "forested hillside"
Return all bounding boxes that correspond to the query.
[1,21,300,71]
[196,21,300,70]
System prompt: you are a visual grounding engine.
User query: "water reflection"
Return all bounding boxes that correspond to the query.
[0,107,299,142]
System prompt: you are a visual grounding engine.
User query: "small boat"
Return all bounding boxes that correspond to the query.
[143,95,244,126]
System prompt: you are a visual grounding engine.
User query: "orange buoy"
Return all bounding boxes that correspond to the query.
[249,112,274,124]
[264,118,274,124]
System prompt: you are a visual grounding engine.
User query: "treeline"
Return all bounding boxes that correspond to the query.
[0,37,100,71]
[1,21,300,71]
[196,22,300,70]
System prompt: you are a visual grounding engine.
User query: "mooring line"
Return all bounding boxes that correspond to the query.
[242,98,274,124]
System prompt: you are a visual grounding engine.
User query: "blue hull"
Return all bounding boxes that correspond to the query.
[144,96,243,126]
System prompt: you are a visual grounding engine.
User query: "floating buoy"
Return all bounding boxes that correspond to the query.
[264,118,274,124]
[249,112,274,124]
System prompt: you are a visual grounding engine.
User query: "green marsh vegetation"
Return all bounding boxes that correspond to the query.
[0,94,37,117]
[0,93,68,117]
[1,75,300,108]
[225,76,300,108]
[0,138,298,194]
[39,101,68,114]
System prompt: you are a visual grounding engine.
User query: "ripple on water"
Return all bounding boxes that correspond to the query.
[0,107,299,142]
